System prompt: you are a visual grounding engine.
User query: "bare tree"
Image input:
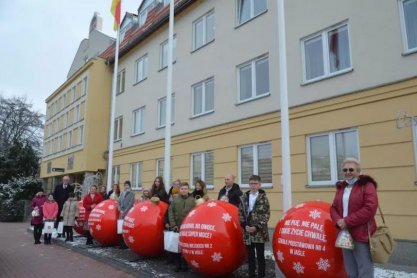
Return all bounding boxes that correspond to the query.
[0,95,44,151]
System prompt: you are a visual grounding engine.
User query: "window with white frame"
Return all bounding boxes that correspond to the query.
[302,23,351,82]
[50,139,54,154]
[307,129,359,186]
[192,78,214,116]
[71,86,76,102]
[135,55,148,83]
[191,151,214,188]
[158,94,175,128]
[193,10,215,50]
[78,125,84,145]
[239,143,272,186]
[132,107,145,135]
[131,162,143,189]
[238,55,269,102]
[160,36,177,69]
[400,0,417,53]
[57,135,62,152]
[114,116,123,141]
[237,0,267,25]
[83,77,88,95]
[67,131,72,149]
[75,105,80,123]
[65,111,69,128]
[117,70,125,94]
[112,165,120,185]
[156,158,172,180]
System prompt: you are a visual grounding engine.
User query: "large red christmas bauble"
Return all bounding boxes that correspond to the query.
[273,201,347,277]
[179,200,246,276]
[73,200,87,236]
[122,200,168,257]
[88,199,122,246]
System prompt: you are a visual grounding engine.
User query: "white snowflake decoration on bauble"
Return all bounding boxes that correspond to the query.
[140,206,148,212]
[207,202,217,208]
[309,209,321,220]
[108,204,115,210]
[316,258,331,272]
[222,213,232,222]
[128,236,135,244]
[211,252,223,262]
[276,250,284,263]
[191,260,200,268]
[95,224,102,231]
[293,262,305,274]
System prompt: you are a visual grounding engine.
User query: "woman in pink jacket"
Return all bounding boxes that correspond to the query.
[330,158,378,278]
[43,193,59,245]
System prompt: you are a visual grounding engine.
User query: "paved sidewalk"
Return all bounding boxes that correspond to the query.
[0,222,135,278]
[8,222,417,278]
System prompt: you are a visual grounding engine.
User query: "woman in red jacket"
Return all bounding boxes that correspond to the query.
[83,184,103,245]
[42,193,59,245]
[330,158,378,278]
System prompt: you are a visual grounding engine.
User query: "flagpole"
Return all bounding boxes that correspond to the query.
[106,20,120,192]
[163,0,174,192]
[277,0,292,212]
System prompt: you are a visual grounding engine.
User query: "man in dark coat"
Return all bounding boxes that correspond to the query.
[217,174,242,207]
[53,175,74,237]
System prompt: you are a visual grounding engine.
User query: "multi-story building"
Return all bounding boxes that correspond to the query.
[101,0,417,240]
[40,13,113,190]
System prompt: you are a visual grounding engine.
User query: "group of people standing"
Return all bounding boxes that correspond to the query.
[31,158,378,278]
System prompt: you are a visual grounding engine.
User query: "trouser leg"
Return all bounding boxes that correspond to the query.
[342,248,359,278]
[255,243,266,278]
[246,244,256,277]
[353,241,374,278]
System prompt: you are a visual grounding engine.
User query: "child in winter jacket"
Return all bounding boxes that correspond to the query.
[43,193,59,244]
[60,192,79,242]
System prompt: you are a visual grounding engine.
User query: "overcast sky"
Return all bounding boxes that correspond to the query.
[0,0,141,115]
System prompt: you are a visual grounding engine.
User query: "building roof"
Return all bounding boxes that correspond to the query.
[100,0,196,63]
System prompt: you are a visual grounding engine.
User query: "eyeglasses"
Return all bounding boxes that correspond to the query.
[342,168,355,173]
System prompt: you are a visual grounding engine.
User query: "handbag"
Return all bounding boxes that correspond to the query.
[368,205,396,264]
[43,221,54,234]
[31,208,40,217]
[335,229,354,249]
[57,221,64,234]
[164,230,180,253]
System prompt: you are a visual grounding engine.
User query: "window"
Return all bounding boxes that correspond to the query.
[71,86,76,102]
[238,55,269,102]
[75,105,80,123]
[67,131,72,149]
[50,139,54,154]
[135,55,148,83]
[307,129,359,186]
[63,93,66,107]
[112,165,120,185]
[57,136,62,152]
[239,143,272,187]
[192,78,214,116]
[302,23,351,82]
[237,0,267,25]
[131,162,143,189]
[160,36,177,69]
[78,125,84,145]
[191,151,214,188]
[193,10,215,50]
[132,107,145,135]
[114,116,123,141]
[400,0,417,53]
[65,112,69,128]
[158,94,175,128]
[117,70,125,94]
[83,77,88,95]
[156,158,172,180]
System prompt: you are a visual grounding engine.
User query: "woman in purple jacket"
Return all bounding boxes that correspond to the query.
[330,158,378,278]
[31,190,47,244]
